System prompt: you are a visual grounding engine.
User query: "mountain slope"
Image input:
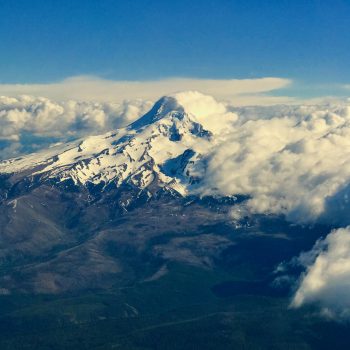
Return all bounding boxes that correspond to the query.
[0,92,240,294]
[0,93,236,197]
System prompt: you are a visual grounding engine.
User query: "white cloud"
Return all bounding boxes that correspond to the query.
[172,91,238,134]
[0,95,153,159]
[191,102,350,226]
[291,227,350,319]
[0,76,292,106]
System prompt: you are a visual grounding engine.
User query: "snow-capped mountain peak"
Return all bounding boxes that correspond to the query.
[0,92,236,195]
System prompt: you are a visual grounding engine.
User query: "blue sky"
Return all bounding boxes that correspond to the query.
[1,0,350,159]
[1,0,350,87]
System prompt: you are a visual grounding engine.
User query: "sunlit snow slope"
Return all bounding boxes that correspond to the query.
[0,92,236,195]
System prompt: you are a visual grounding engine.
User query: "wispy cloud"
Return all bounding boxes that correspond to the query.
[0,76,293,106]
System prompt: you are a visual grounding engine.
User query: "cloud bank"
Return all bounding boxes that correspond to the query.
[195,104,350,226]
[0,95,152,159]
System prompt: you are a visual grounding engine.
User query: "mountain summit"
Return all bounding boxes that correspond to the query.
[0,92,237,196]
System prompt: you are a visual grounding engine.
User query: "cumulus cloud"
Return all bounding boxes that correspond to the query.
[172,91,238,134]
[0,76,292,106]
[0,95,152,159]
[193,103,350,226]
[291,227,350,319]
